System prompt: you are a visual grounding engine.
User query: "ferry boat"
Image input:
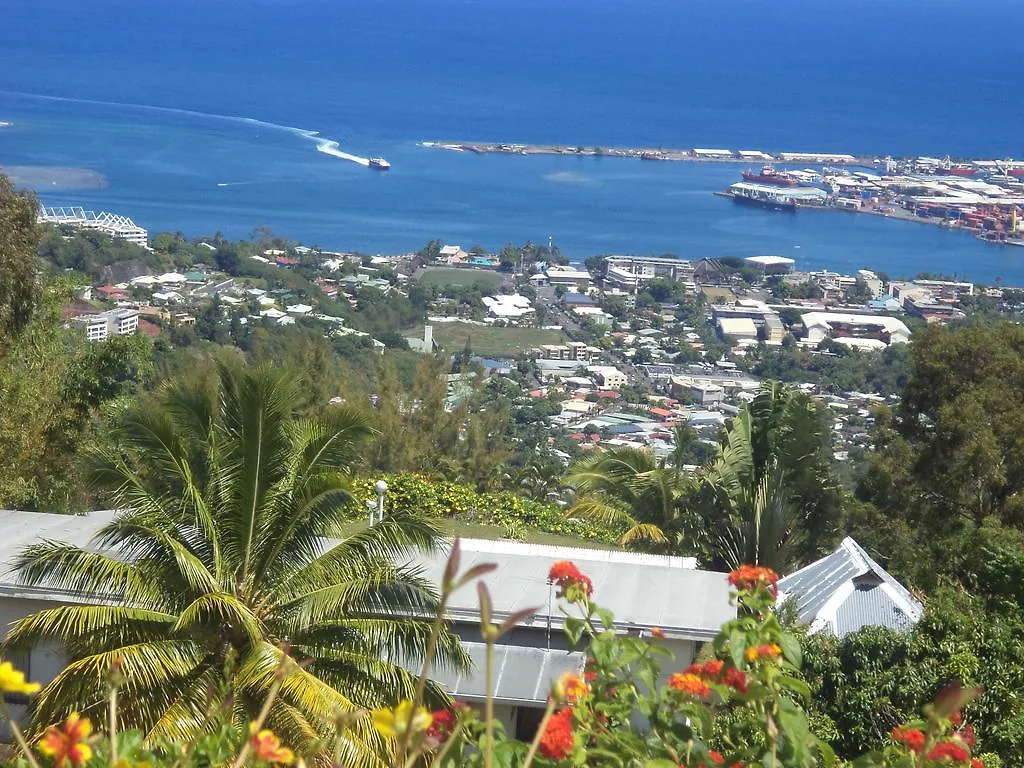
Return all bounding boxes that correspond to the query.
[741,165,799,187]
[368,157,391,170]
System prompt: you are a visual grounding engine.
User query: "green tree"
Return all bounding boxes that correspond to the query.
[701,383,842,570]
[566,446,696,549]
[3,363,466,763]
[0,175,42,340]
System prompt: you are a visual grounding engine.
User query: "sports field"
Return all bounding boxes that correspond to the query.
[410,322,567,358]
[417,267,504,291]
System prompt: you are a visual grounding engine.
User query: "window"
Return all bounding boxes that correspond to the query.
[514,706,546,741]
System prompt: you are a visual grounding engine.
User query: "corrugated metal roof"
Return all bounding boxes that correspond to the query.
[412,539,733,640]
[0,513,735,641]
[777,537,923,637]
[426,642,584,703]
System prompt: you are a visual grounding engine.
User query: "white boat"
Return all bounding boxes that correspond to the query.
[368,157,390,170]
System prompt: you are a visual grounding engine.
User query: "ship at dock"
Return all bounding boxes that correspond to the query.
[368,157,391,170]
[725,181,827,211]
[741,165,799,187]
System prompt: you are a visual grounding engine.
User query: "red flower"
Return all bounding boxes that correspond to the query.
[667,672,710,698]
[892,727,926,753]
[722,666,748,694]
[727,565,780,598]
[426,709,455,742]
[702,659,724,677]
[539,708,575,760]
[972,760,985,768]
[707,751,725,765]
[927,741,970,763]
[548,561,594,600]
[950,711,962,726]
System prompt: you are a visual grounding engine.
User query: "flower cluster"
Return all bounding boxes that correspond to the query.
[249,725,294,765]
[744,643,782,662]
[727,565,780,598]
[668,672,711,698]
[371,700,433,739]
[539,707,575,760]
[548,560,594,600]
[681,658,749,695]
[554,671,590,704]
[424,708,456,747]
[0,660,41,695]
[926,740,970,762]
[40,713,93,768]
[892,726,926,752]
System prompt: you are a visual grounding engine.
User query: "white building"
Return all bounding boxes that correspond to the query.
[800,311,911,347]
[70,308,139,342]
[544,266,592,292]
[39,207,148,248]
[600,255,693,294]
[0,512,735,741]
[482,294,535,325]
[587,365,628,389]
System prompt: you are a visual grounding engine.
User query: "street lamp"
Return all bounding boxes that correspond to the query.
[364,499,377,527]
[375,479,388,525]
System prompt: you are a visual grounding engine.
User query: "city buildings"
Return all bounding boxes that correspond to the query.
[70,308,139,341]
[600,255,694,294]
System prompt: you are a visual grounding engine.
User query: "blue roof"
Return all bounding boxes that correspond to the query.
[563,292,597,305]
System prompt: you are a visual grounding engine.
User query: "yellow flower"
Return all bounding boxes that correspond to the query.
[0,661,40,695]
[371,700,433,739]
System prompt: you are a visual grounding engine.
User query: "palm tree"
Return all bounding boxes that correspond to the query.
[700,382,839,571]
[565,440,695,549]
[3,362,466,765]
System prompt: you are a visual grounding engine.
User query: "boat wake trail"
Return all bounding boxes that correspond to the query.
[1,90,371,168]
[314,139,370,167]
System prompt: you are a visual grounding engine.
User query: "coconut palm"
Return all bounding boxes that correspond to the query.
[701,382,840,571]
[3,362,467,765]
[565,441,696,548]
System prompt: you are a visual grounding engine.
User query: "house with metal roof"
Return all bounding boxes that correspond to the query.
[410,538,733,739]
[776,537,923,638]
[0,511,734,742]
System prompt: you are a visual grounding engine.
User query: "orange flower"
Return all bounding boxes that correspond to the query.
[667,672,710,698]
[727,565,780,597]
[248,724,294,765]
[553,672,590,704]
[539,708,575,760]
[651,627,666,639]
[39,713,93,768]
[745,643,782,662]
[702,659,724,677]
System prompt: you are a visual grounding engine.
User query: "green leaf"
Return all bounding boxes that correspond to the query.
[778,674,812,702]
[564,616,585,647]
[778,632,802,668]
[645,760,679,768]
[729,628,748,669]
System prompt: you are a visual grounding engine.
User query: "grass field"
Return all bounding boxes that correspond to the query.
[414,322,568,358]
[417,267,504,291]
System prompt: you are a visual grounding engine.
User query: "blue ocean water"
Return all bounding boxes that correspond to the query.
[3,0,1024,281]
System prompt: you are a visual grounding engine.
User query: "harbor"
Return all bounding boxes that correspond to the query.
[420,141,1024,247]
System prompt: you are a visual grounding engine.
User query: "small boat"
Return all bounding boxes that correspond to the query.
[368,158,391,170]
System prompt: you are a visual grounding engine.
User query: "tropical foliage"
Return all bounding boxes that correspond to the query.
[2,362,467,766]
[565,384,841,569]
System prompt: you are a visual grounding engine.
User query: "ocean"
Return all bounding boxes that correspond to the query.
[3,0,1024,282]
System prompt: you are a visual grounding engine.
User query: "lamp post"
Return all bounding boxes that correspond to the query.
[375,479,388,525]
[365,499,377,527]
